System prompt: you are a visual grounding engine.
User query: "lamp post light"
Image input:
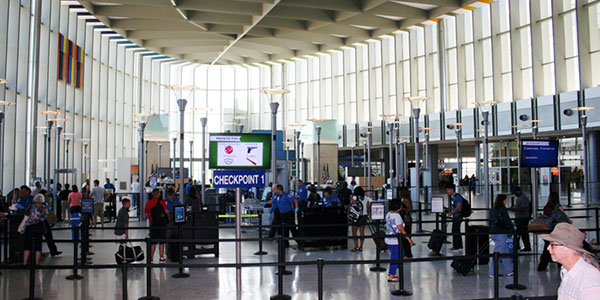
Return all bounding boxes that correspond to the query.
[512,125,526,187]
[295,131,301,182]
[387,122,395,197]
[448,123,464,186]
[200,117,207,204]
[262,88,289,185]
[177,99,187,202]
[403,96,429,206]
[362,141,367,183]
[300,142,305,182]
[82,140,89,184]
[189,140,193,179]
[361,126,376,197]
[53,125,63,211]
[158,143,162,169]
[315,126,322,184]
[65,136,71,183]
[44,120,54,191]
[172,137,177,182]
[145,140,149,180]
[570,106,596,215]
[138,122,147,220]
[473,100,497,211]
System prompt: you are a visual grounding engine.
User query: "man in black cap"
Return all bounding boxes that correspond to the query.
[510,185,531,252]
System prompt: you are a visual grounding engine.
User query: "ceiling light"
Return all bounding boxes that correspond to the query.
[48,118,67,122]
[132,113,153,117]
[261,88,290,95]
[570,106,596,112]
[39,110,60,115]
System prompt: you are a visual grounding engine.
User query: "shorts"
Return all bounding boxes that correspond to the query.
[92,203,104,219]
[149,227,167,245]
[351,215,368,227]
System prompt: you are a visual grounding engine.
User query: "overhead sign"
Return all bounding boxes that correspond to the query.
[212,169,266,188]
[209,133,271,169]
[431,197,444,213]
[521,140,559,168]
[149,176,157,188]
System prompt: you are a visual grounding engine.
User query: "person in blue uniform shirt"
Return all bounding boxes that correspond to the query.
[185,178,193,195]
[321,187,341,207]
[293,180,308,208]
[16,185,34,215]
[165,187,181,214]
[269,184,298,247]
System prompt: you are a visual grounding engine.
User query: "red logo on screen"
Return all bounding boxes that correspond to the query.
[225,145,233,154]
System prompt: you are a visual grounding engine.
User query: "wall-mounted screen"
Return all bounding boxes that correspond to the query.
[521,140,559,168]
[209,133,271,169]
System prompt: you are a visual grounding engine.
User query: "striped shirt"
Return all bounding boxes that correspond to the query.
[558,257,600,300]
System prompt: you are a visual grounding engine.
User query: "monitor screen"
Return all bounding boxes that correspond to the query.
[208,133,271,170]
[521,139,559,168]
[174,205,186,223]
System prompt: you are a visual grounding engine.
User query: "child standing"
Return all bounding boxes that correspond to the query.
[385,199,414,282]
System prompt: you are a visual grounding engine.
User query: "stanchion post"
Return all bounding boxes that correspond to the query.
[417,201,424,232]
[493,252,500,300]
[172,223,190,278]
[595,208,599,245]
[435,213,440,231]
[139,237,159,300]
[23,237,42,300]
[567,184,572,207]
[66,227,84,280]
[275,224,291,276]
[270,235,291,300]
[369,231,386,272]
[506,233,526,290]
[317,258,324,300]
[254,210,267,255]
[122,259,128,300]
[391,233,412,296]
[3,218,8,264]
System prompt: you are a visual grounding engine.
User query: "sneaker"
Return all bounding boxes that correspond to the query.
[51,251,63,257]
[506,272,514,277]
[159,257,167,263]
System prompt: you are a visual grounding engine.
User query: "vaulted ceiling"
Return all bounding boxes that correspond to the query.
[77,0,476,65]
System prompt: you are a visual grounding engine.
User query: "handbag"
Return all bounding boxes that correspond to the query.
[47,211,58,225]
[18,215,29,234]
[115,243,145,264]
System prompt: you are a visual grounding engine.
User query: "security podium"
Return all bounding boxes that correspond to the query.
[297,206,347,250]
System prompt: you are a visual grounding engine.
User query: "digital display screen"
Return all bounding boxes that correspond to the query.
[174,205,186,224]
[209,133,271,169]
[521,140,559,168]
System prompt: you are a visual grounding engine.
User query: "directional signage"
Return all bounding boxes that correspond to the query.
[209,133,271,169]
[149,176,157,188]
[212,169,266,189]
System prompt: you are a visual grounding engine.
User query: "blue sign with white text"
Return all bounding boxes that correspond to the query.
[212,169,266,188]
[521,140,559,168]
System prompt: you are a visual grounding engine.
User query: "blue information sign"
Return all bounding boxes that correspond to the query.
[212,169,266,188]
[81,198,94,213]
[149,176,157,188]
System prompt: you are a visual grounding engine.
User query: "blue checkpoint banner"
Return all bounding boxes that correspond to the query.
[212,169,266,189]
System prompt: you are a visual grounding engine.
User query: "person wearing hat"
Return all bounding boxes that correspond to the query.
[510,185,532,252]
[541,223,600,300]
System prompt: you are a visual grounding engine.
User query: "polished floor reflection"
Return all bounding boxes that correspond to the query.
[1,190,595,300]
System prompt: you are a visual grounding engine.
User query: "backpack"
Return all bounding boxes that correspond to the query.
[348,199,363,224]
[458,194,471,218]
[151,200,169,226]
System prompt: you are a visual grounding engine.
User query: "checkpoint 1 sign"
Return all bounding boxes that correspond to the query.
[212,169,266,188]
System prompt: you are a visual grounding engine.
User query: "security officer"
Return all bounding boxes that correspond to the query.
[270,184,298,247]
[321,186,341,207]
[293,180,308,208]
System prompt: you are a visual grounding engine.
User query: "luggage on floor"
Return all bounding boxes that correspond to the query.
[372,230,388,251]
[427,229,445,253]
[465,225,489,265]
[451,258,476,276]
[115,244,144,264]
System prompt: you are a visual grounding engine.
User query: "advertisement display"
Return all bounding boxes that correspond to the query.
[521,140,559,168]
[209,133,271,169]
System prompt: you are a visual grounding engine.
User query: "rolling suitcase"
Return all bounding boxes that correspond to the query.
[427,229,444,253]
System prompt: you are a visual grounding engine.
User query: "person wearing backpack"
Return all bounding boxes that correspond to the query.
[144,188,170,263]
[446,184,463,251]
[510,186,532,252]
[489,194,515,278]
[349,187,370,252]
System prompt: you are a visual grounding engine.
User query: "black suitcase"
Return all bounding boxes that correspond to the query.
[427,229,445,253]
[451,258,476,276]
[466,225,489,265]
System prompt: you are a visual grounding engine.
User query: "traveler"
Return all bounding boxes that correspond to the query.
[68,185,82,214]
[185,185,202,212]
[350,186,370,252]
[321,187,341,207]
[104,178,116,191]
[81,179,90,197]
[115,198,131,246]
[268,184,280,238]
[399,187,413,258]
[293,180,308,207]
[510,186,532,252]
[385,199,414,282]
[37,190,62,257]
[31,181,42,196]
[261,182,273,202]
[337,182,352,209]
[91,180,108,227]
[539,192,571,271]
[489,194,514,278]
[145,188,169,263]
[185,178,193,195]
[131,179,140,210]
[446,184,463,251]
[23,194,48,265]
[349,176,357,192]
[58,183,71,222]
[270,184,298,247]
[541,223,600,299]
[307,185,321,207]
[165,188,181,214]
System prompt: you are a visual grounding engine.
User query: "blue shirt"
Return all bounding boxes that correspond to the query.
[166,197,181,213]
[17,195,34,215]
[270,192,295,214]
[296,185,308,203]
[322,195,341,207]
[185,183,192,195]
[104,183,115,191]
[451,194,463,218]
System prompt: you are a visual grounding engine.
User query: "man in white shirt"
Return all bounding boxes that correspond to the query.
[541,223,600,300]
[31,181,42,196]
[131,179,140,209]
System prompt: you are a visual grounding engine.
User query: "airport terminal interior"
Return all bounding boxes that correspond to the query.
[1,0,600,299]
